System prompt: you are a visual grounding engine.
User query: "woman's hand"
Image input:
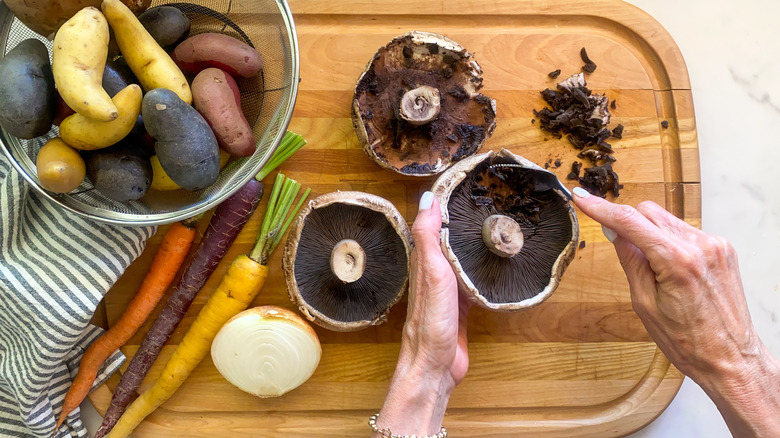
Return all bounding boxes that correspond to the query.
[572,187,780,437]
[373,192,470,437]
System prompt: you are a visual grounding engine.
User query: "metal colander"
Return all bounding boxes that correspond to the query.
[0,0,299,225]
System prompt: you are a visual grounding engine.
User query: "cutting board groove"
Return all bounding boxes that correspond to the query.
[90,1,698,436]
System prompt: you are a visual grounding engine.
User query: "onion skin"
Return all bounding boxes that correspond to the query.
[211,306,321,398]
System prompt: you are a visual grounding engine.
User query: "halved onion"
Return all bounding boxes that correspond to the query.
[211,306,321,397]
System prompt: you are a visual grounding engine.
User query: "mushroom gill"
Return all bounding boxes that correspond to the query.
[284,192,412,331]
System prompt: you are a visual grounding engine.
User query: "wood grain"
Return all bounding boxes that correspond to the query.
[90,0,698,436]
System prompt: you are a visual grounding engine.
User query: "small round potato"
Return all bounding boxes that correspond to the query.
[138,6,191,49]
[36,138,86,193]
[86,141,152,201]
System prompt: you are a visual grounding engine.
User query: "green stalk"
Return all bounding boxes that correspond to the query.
[271,188,311,250]
[262,180,300,260]
[251,173,285,261]
[255,132,306,181]
[249,173,310,264]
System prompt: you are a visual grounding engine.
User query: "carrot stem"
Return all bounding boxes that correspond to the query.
[255,131,306,181]
[272,187,311,250]
[249,174,307,264]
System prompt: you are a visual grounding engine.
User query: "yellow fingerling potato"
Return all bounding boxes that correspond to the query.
[102,0,192,104]
[149,155,179,191]
[60,84,142,150]
[36,138,86,193]
[151,149,230,191]
[52,7,117,122]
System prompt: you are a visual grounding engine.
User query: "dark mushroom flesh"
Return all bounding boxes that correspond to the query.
[292,204,409,323]
[447,156,574,304]
[353,32,496,175]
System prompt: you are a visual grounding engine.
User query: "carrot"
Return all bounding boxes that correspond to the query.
[95,132,306,438]
[94,179,263,438]
[53,216,200,433]
[105,173,309,437]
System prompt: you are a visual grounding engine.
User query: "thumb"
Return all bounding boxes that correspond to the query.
[412,191,443,253]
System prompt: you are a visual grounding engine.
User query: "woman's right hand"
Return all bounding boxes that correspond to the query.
[572,187,780,437]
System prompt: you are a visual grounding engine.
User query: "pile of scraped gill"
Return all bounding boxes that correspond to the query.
[533,48,624,197]
[470,161,552,226]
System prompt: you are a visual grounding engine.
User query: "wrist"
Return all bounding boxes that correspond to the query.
[374,349,455,437]
[696,341,780,436]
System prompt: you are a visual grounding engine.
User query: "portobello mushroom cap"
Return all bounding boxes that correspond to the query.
[283,191,412,331]
[352,31,497,177]
[431,149,579,311]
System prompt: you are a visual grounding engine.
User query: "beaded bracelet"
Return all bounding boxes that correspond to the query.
[368,413,447,438]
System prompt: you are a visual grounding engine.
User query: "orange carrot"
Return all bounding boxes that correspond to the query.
[53,217,200,433]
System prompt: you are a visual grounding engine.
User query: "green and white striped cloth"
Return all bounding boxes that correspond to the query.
[0,154,154,437]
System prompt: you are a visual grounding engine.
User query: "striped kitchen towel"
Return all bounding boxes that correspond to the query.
[0,153,154,437]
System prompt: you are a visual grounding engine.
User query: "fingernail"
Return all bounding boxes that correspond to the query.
[602,225,617,242]
[419,191,434,211]
[572,187,590,198]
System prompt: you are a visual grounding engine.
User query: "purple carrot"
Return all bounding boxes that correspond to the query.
[95,179,263,438]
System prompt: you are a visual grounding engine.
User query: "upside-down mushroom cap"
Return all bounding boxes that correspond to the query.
[431,149,579,311]
[352,31,497,176]
[283,191,412,331]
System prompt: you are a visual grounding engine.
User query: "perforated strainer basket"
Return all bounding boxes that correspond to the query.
[0,0,299,225]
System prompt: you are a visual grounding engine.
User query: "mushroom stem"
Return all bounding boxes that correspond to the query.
[399,86,441,125]
[482,214,524,258]
[330,239,367,283]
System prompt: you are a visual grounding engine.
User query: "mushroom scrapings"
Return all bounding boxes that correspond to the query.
[352,31,497,176]
[445,155,576,306]
[286,197,411,331]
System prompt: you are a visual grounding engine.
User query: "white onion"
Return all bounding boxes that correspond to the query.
[211,306,321,397]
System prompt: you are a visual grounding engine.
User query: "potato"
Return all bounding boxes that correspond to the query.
[138,6,190,50]
[4,0,151,38]
[102,59,138,97]
[85,140,152,201]
[149,155,179,191]
[60,84,142,150]
[52,7,118,122]
[102,0,191,103]
[172,33,263,78]
[142,88,220,191]
[53,95,76,127]
[192,68,256,157]
[36,138,86,193]
[0,39,56,139]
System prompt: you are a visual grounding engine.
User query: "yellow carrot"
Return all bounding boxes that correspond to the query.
[106,256,267,437]
[105,174,309,437]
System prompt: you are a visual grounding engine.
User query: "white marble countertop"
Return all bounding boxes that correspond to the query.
[80,1,779,436]
[623,0,780,436]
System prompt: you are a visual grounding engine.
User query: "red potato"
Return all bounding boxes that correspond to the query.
[192,68,256,157]
[52,94,75,126]
[172,33,263,78]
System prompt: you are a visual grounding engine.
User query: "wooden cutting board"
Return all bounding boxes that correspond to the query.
[89,0,699,436]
